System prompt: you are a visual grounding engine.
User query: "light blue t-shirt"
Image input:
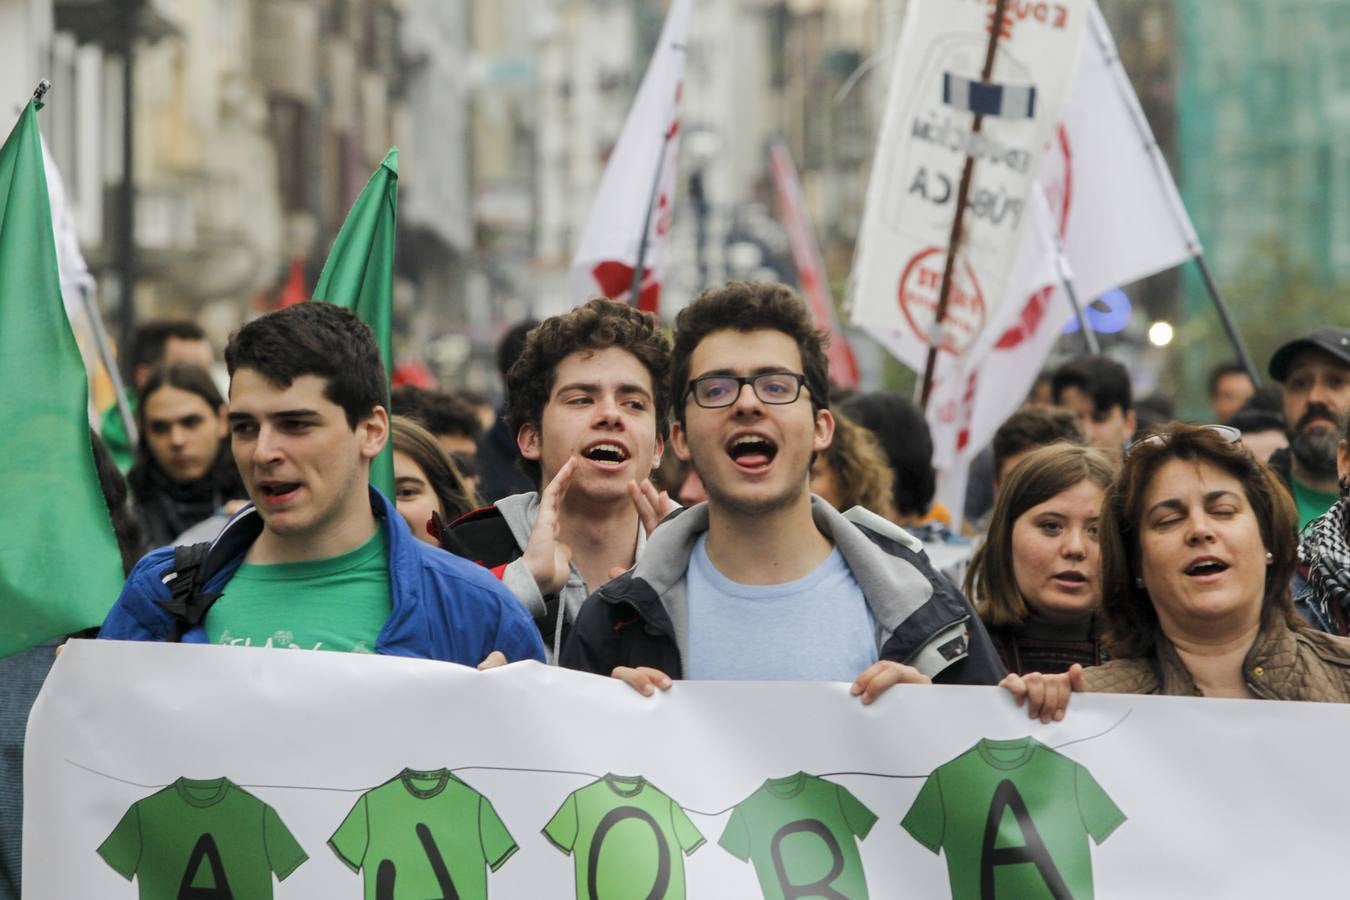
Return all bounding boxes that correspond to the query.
[685,533,879,681]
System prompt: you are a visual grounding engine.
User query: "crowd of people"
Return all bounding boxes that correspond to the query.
[4,280,1350,896]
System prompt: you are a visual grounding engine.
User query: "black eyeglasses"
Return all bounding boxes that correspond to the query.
[685,372,808,409]
[1126,424,1241,456]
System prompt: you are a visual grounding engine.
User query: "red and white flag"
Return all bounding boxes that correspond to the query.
[848,0,1088,372]
[928,0,1202,523]
[769,139,860,389]
[568,0,691,315]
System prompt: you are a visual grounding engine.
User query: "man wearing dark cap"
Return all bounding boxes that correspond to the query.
[1268,326,1350,530]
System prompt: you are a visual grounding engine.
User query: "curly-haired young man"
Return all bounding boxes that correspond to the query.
[449,298,674,658]
[560,281,1006,698]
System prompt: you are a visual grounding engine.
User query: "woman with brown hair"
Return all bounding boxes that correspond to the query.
[965,443,1114,675]
[391,415,479,546]
[1006,423,1350,720]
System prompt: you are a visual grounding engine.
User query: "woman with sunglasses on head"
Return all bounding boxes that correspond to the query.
[1294,416,1350,635]
[965,444,1114,675]
[1005,423,1350,720]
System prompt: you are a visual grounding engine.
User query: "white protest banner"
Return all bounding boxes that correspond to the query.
[26,640,1350,898]
[769,139,861,389]
[568,0,691,314]
[849,0,1087,371]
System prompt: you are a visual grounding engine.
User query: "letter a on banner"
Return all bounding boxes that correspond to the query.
[569,0,691,315]
[848,0,1087,375]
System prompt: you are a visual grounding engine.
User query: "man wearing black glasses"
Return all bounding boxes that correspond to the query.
[561,281,1005,697]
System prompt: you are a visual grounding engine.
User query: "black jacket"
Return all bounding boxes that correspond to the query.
[559,500,1006,685]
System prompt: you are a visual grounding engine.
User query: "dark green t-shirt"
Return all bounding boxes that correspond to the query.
[901,738,1125,900]
[1292,476,1339,532]
[544,775,705,900]
[97,777,307,900]
[205,523,390,653]
[719,772,877,900]
[330,768,517,900]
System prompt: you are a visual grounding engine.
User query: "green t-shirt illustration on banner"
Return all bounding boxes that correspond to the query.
[544,774,705,900]
[719,771,878,900]
[901,737,1125,900]
[97,777,307,900]
[329,768,518,900]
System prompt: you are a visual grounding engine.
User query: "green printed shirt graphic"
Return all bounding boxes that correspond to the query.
[719,772,878,900]
[97,777,307,900]
[329,768,518,900]
[901,738,1125,900]
[544,774,705,900]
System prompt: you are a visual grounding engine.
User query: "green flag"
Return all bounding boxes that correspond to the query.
[312,147,398,498]
[0,100,124,658]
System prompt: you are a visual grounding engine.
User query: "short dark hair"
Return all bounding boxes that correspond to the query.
[224,303,387,430]
[1207,362,1252,398]
[1052,355,1133,415]
[991,407,1084,479]
[497,319,540,380]
[391,386,483,441]
[966,444,1115,628]
[838,391,935,518]
[1099,423,1301,659]
[391,415,479,522]
[670,281,830,428]
[506,298,672,482]
[125,319,207,381]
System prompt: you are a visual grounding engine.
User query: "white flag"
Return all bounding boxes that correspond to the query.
[927,186,1069,522]
[1040,0,1200,305]
[568,0,691,314]
[848,0,1088,371]
[915,2,1203,525]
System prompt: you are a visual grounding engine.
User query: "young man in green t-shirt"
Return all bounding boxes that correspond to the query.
[100,303,545,665]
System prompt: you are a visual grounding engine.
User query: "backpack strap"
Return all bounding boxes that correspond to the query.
[158,542,224,642]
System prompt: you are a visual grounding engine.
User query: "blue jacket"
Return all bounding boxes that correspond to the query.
[100,487,546,665]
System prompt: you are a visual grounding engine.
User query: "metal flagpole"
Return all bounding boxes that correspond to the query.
[629,124,674,308]
[78,281,138,448]
[1193,253,1261,387]
[920,0,1011,411]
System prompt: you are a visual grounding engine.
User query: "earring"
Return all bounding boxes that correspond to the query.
[1265,551,1274,563]
[1340,476,1349,499]
[1134,577,1144,589]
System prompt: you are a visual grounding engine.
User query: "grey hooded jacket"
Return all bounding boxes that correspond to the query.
[559,497,1006,684]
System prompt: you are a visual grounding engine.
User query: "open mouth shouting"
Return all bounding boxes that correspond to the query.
[1183,556,1230,582]
[726,432,779,473]
[581,441,631,469]
[256,479,302,506]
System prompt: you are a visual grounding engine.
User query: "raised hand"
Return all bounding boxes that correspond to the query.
[628,478,675,537]
[523,455,578,595]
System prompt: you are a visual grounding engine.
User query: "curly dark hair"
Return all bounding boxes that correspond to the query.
[670,281,829,427]
[391,386,483,441]
[505,298,672,482]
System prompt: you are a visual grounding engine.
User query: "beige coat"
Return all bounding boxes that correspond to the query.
[1083,621,1350,702]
